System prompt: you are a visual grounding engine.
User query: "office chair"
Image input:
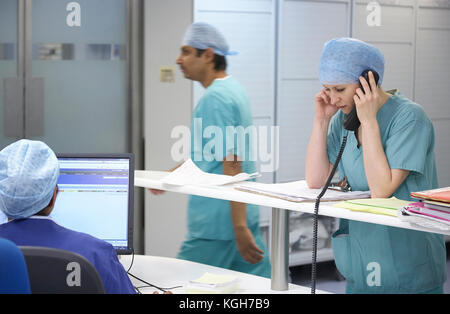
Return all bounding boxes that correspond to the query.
[19,246,105,294]
[0,238,31,294]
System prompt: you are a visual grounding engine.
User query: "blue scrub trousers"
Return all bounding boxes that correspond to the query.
[177,225,271,278]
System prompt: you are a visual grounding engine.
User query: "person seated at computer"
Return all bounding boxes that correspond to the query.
[0,139,135,294]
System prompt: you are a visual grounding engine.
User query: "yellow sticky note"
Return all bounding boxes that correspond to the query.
[346,197,411,209]
[190,273,237,286]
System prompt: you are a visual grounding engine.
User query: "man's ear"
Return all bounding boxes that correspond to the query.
[40,186,58,216]
[203,48,215,63]
[48,186,58,208]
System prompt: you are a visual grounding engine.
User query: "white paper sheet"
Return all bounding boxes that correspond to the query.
[160,159,259,186]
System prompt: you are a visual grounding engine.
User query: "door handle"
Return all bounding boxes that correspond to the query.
[25,77,44,137]
[3,77,24,138]
[3,77,45,138]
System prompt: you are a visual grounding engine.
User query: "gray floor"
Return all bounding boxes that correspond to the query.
[289,261,346,294]
[289,244,450,294]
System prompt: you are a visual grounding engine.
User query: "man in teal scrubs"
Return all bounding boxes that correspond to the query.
[305,38,446,293]
[152,22,270,277]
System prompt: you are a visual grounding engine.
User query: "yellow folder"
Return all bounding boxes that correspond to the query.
[334,197,411,217]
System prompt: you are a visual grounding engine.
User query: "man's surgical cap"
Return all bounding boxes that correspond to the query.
[318,38,385,85]
[182,22,238,56]
[0,140,59,219]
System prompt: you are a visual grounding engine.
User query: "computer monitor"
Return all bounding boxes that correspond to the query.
[51,154,134,255]
[0,209,6,225]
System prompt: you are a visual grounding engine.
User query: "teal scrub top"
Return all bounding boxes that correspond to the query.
[327,90,447,293]
[187,76,259,240]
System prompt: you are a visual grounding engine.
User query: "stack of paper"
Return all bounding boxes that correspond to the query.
[402,202,450,224]
[398,187,450,228]
[395,187,450,231]
[424,200,450,211]
[334,197,411,217]
[410,187,450,204]
[399,207,450,232]
[234,180,370,203]
[185,273,240,294]
[161,159,259,186]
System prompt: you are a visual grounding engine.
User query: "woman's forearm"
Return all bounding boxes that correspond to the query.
[361,120,408,197]
[305,117,333,189]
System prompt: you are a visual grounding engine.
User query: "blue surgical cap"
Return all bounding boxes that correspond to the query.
[182,22,238,56]
[318,38,385,85]
[0,140,59,220]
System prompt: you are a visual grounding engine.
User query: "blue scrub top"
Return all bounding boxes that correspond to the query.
[327,90,447,293]
[0,217,135,294]
[187,76,259,240]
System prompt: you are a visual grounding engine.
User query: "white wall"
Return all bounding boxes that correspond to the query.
[277,0,351,183]
[192,0,277,234]
[144,0,193,257]
[415,0,450,188]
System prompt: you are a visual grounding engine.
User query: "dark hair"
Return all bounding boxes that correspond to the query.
[196,48,227,71]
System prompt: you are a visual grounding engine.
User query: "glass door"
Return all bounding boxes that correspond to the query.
[30,0,129,153]
[1,0,132,154]
[0,0,144,252]
[0,0,20,148]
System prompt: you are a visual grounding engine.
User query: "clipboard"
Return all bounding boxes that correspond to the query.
[234,180,370,203]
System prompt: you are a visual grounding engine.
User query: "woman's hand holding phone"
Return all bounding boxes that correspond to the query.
[353,71,380,126]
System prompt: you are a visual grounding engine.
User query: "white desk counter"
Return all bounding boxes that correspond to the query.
[135,170,450,291]
[120,254,328,294]
[135,170,450,235]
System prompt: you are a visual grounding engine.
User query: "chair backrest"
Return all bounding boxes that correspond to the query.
[0,238,31,294]
[19,246,105,294]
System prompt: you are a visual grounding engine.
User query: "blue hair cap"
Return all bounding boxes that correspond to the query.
[318,37,385,85]
[0,140,59,220]
[182,22,238,56]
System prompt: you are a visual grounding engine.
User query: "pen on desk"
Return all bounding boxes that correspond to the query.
[328,184,351,192]
[328,186,347,192]
[248,172,261,179]
[328,177,351,192]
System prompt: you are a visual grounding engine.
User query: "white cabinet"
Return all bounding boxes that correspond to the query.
[276,0,350,266]
[415,1,450,188]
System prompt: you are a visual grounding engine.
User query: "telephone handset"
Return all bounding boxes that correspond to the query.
[342,69,380,131]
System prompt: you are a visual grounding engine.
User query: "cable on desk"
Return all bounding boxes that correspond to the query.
[126,248,135,273]
[127,272,183,292]
[125,249,183,293]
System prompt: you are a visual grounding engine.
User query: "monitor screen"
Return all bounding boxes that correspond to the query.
[0,208,6,224]
[51,154,134,255]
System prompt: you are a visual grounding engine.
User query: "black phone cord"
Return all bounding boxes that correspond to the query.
[311,134,348,294]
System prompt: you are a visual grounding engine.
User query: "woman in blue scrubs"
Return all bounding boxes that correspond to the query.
[305,38,446,293]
